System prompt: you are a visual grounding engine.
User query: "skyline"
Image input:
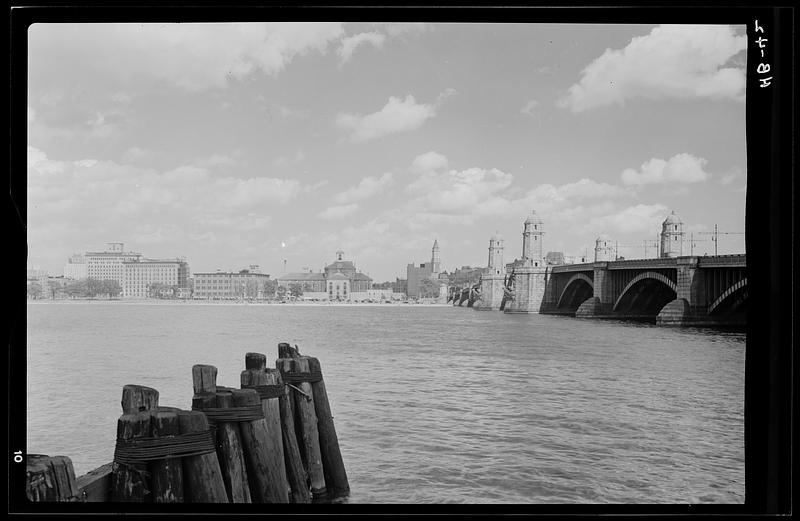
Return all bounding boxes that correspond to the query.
[26,22,748,281]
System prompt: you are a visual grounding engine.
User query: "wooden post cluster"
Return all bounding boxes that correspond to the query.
[111,384,228,503]
[25,455,80,502]
[275,343,350,501]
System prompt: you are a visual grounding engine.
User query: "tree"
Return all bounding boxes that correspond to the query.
[101,279,122,298]
[288,282,304,299]
[48,279,65,299]
[85,277,104,298]
[419,278,440,299]
[276,285,288,300]
[263,279,278,300]
[27,282,43,299]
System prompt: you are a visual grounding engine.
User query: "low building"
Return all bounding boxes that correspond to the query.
[277,250,372,301]
[122,258,190,298]
[193,269,271,300]
[63,254,87,280]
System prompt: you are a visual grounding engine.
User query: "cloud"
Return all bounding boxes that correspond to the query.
[332,172,394,204]
[317,204,359,219]
[28,22,345,93]
[621,153,712,186]
[406,165,515,215]
[719,165,743,186]
[558,25,747,112]
[26,146,305,268]
[121,146,152,164]
[520,100,540,116]
[338,31,387,63]
[196,153,238,169]
[336,91,451,142]
[587,204,670,234]
[411,151,449,174]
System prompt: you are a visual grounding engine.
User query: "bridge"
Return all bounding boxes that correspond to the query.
[537,254,746,326]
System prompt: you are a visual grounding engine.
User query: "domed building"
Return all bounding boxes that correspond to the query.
[660,211,685,258]
[277,250,372,301]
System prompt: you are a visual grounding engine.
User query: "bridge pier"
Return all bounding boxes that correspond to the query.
[503,266,548,314]
[574,262,614,318]
[473,273,505,311]
[657,257,708,326]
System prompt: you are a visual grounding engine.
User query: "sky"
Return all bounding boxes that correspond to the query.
[26,22,748,281]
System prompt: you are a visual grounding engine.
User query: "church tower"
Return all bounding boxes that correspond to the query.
[522,209,544,266]
[660,211,684,258]
[431,239,441,274]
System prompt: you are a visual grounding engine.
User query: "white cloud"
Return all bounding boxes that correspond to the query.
[197,154,238,169]
[587,204,670,234]
[121,146,152,164]
[411,151,449,174]
[317,204,359,219]
[406,166,515,215]
[621,153,712,186]
[28,22,345,93]
[332,172,394,204]
[338,31,387,63]
[520,100,540,116]
[558,25,747,112]
[336,92,447,142]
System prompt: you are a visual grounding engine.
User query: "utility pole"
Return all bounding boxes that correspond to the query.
[697,224,745,256]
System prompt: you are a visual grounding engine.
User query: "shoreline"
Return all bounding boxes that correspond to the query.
[27,299,454,307]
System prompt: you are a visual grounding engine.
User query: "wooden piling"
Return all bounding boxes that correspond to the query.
[112,411,152,502]
[276,372,311,503]
[192,365,218,395]
[241,353,289,501]
[26,455,80,502]
[306,356,350,499]
[148,409,184,503]
[177,410,228,503]
[231,388,289,503]
[278,357,326,498]
[121,384,159,414]
[214,392,252,503]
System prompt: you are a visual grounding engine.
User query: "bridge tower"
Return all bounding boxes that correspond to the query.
[475,232,505,311]
[660,211,685,258]
[595,233,614,262]
[505,211,549,314]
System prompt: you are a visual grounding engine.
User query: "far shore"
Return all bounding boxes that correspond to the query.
[27,298,454,307]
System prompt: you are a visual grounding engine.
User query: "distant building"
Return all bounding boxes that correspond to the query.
[544,251,565,266]
[406,240,441,299]
[85,243,142,285]
[449,266,483,287]
[63,254,87,280]
[193,269,271,300]
[277,250,372,301]
[122,258,190,298]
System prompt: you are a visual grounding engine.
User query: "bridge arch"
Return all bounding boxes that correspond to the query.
[613,271,677,313]
[708,277,748,315]
[557,273,594,309]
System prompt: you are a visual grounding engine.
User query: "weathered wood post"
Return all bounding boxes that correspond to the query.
[148,409,184,502]
[277,355,326,499]
[177,409,228,503]
[112,385,159,502]
[112,410,152,501]
[275,372,311,503]
[306,356,350,499]
[191,365,251,503]
[241,353,289,501]
[231,388,290,503]
[25,455,80,502]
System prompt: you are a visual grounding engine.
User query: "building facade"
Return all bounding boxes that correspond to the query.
[63,254,88,280]
[277,251,372,301]
[193,269,271,300]
[406,240,442,299]
[85,243,143,284]
[122,258,190,298]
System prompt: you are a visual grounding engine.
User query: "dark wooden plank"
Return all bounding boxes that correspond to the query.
[76,462,113,502]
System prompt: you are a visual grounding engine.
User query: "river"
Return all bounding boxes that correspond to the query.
[25,301,745,503]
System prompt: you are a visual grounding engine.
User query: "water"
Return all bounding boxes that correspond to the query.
[25,301,745,504]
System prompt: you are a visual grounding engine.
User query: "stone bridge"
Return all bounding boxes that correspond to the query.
[538,254,746,326]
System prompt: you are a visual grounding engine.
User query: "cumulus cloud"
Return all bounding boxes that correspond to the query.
[338,31,387,63]
[406,165,515,215]
[520,99,540,116]
[336,90,452,142]
[558,24,747,112]
[587,204,670,234]
[26,146,303,266]
[332,172,394,204]
[411,151,449,174]
[621,153,712,186]
[317,204,360,219]
[28,22,345,93]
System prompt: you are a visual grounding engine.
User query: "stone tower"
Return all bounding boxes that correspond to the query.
[504,211,549,314]
[475,232,506,311]
[487,231,504,275]
[660,211,684,258]
[522,209,544,266]
[594,233,614,262]
[431,239,441,274]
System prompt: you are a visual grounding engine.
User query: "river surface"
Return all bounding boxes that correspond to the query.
[25,301,745,504]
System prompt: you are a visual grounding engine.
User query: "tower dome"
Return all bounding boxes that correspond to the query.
[524,210,543,225]
[491,230,503,242]
[663,210,682,225]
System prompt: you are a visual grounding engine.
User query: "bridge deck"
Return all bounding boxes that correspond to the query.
[550,254,745,274]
